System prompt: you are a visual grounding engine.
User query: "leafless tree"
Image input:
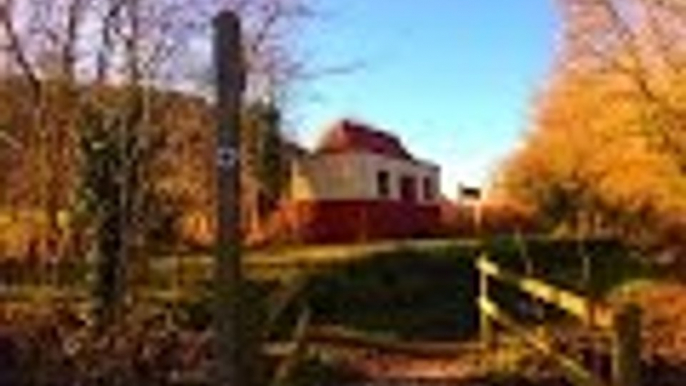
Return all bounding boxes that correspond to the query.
[0,0,315,328]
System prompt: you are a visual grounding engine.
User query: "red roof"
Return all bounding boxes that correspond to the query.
[315,120,413,160]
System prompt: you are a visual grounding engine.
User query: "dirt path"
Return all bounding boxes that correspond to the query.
[307,334,571,385]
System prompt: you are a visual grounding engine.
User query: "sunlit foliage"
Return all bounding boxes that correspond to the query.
[498,0,686,253]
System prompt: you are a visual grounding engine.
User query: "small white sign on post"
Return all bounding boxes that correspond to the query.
[216,146,239,169]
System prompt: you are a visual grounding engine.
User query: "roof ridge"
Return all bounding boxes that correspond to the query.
[315,119,413,160]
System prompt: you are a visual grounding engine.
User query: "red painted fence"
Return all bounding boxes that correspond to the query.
[252,200,440,245]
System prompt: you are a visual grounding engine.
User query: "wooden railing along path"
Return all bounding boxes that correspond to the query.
[477,254,641,386]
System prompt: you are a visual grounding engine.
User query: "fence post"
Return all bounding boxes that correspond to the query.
[611,303,641,386]
[478,254,493,346]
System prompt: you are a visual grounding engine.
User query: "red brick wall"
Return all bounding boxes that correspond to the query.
[251,200,440,245]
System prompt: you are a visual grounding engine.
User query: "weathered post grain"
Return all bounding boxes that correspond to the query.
[478,255,493,346]
[612,303,641,386]
[213,10,245,386]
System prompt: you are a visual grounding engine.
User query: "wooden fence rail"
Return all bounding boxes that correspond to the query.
[477,254,641,386]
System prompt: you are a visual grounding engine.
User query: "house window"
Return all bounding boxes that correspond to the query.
[377,170,390,199]
[423,177,435,201]
[400,175,417,203]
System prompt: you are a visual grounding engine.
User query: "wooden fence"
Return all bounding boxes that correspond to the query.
[0,240,644,385]
[477,254,641,386]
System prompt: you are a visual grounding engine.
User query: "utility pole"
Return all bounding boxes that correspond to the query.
[213,10,245,386]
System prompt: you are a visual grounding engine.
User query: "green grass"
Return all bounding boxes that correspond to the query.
[0,236,658,342]
[298,236,656,341]
[304,243,480,341]
[483,235,658,296]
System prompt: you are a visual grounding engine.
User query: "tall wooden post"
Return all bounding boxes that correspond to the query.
[213,10,245,386]
[478,254,493,346]
[612,303,641,386]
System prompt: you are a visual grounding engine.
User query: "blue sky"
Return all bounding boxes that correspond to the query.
[292,1,561,197]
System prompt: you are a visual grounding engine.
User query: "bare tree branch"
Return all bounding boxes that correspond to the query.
[0,0,41,98]
[0,128,21,151]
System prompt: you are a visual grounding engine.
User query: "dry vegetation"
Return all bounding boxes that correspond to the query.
[1,0,686,385]
[497,0,686,263]
[0,0,312,262]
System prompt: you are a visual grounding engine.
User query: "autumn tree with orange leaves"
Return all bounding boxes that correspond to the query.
[497,0,686,255]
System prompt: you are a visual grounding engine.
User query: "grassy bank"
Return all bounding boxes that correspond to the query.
[0,236,657,341]
[299,236,655,341]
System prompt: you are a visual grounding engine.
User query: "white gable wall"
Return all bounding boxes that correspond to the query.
[290,152,439,204]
